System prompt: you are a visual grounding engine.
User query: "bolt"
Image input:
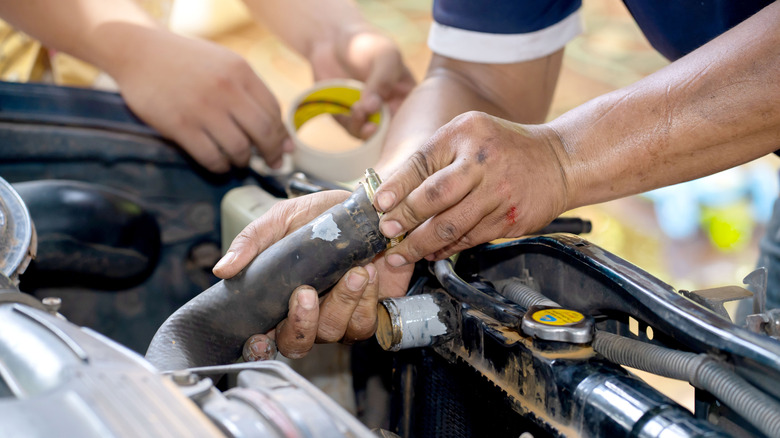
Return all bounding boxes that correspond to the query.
[41,297,61,314]
[171,370,198,386]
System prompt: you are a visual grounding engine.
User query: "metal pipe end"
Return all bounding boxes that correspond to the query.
[376,299,403,352]
[359,168,403,248]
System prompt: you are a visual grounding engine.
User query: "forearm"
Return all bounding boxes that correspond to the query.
[377,52,563,175]
[0,0,158,77]
[549,1,780,211]
[241,0,371,63]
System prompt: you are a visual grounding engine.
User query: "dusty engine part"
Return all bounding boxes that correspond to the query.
[386,235,780,438]
[13,179,161,290]
[146,170,392,371]
[0,176,35,284]
[0,294,375,438]
[376,293,458,352]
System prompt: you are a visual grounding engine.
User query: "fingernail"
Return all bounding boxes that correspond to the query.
[347,270,369,291]
[380,220,403,238]
[386,253,407,267]
[366,264,377,284]
[375,191,395,212]
[245,335,277,361]
[297,287,317,310]
[250,339,269,357]
[213,251,235,271]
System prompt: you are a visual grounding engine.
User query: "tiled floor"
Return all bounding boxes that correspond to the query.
[200,0,778,413]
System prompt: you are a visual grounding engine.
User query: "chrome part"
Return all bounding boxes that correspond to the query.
[359,168,403,248]
[0,176,36,283]
[745,267,768,315]
[680,286,752,320]
[376,294,456,352]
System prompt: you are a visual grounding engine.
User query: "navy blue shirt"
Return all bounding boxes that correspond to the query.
[431,0,772,61]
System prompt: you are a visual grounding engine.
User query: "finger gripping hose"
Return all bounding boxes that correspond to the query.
[145,185,387,371]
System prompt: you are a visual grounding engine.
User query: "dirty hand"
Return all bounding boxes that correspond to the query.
[308,27,415,140]
[109,28,290,173]
[212,190,412,359]
[373,111,571,267]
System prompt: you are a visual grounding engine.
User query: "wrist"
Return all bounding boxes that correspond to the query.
[538,122,576,214]
[84,20,163,82]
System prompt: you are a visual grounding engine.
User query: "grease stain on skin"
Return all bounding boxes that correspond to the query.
[506,206,517,225]
[311,213,341,241]
[476,147,488,164]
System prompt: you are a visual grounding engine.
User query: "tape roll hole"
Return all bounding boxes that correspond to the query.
[286,80,389,184]
[295,113,364,153]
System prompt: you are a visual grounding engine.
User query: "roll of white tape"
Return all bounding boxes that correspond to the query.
[285,79,389,184]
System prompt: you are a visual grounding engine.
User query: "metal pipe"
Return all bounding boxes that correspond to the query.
[376,293,456,351]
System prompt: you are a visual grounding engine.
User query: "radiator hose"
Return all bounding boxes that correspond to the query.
[146,172,389,371]
[594,330,780,438]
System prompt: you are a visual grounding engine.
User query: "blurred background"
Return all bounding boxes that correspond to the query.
[168,0,780,411]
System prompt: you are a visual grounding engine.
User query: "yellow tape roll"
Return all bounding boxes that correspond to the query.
[285,79,389,183]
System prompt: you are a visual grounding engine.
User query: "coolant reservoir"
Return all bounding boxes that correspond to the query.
[219,185,282,253]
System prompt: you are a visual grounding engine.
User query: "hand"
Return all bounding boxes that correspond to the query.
[308,27,415,140]
[372,111,571,267]
[213,190,413,359]
[108,27,290,173]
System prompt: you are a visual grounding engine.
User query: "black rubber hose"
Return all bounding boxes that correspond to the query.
[594,330,780,438]
[146,186,387,371]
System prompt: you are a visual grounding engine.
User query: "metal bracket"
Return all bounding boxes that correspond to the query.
[680,286,752,321]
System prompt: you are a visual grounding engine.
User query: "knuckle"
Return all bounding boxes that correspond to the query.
[452,111,488,130]
[408,150,430,182]
[456,232,475,248]
[399,204,424,226]
[235,222,260,244]
[402,241,425,261]
[424,178,452,204]
[317,324,343,343]
[213,73,234,93]
[434,220,459,243]
[347,314,377,340]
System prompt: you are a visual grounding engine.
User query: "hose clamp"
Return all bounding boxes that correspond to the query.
[360,168,403,248]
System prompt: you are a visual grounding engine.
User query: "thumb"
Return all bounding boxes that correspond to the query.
[351,54,400,132]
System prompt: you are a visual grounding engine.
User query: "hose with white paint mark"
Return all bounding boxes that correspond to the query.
[146,185,387,371]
